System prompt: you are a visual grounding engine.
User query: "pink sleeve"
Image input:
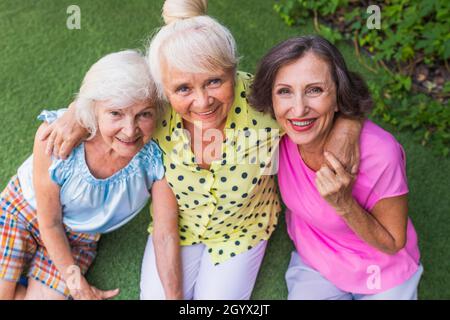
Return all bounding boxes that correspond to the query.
[366,140,409,210]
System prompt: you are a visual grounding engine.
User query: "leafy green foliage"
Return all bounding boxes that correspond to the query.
[370,74,450,157]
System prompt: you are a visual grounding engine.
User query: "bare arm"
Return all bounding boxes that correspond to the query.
[324,116,363,175]
[34,123,78,280]
[316,152,407,255]
[151,178,182,299]
[339,195,408,254]
[38,102,89,159]
[33,123,119,299]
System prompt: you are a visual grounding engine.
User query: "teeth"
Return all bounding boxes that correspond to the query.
[117,137,139,143]
[291,119,315,127]
[197,108,217,116]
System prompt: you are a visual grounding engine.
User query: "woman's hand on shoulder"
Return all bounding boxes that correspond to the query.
[38,101,89,160]
[324,116,363,175]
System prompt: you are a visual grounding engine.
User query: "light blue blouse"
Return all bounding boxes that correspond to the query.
[17,110,165,234]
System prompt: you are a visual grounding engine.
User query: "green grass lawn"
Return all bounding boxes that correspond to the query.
[0,0,449,300]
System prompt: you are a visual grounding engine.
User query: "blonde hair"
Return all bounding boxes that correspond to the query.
[162,0,208,24]
[75,50,163,139]
[147,0,239,100]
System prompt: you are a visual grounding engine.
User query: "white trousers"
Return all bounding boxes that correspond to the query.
[140,236,267,300]
[286,251,423,300]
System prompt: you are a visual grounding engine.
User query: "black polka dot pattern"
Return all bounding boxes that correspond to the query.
[148,71,283,265]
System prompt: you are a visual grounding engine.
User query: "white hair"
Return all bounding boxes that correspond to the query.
[146,0,239,100]
[75,50,163,139]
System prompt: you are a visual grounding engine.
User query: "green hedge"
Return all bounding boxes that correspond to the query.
[274,0,450,156]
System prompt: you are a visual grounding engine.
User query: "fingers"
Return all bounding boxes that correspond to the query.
[91,287,120,300]
[53,133,63,159]
[325,152,353,186]
[39,122,54,141]
[71,289,98,300]
[351,164,359,175]
[59,139,75,160]
[315,156,355,213]
[100,288,120,300]
[351,143,360,175]
[44,126,75,159]
[45,130,57,157]
[316,166,339,194]
[318,165,336,182]
[315,169,328,196]
[324,152,346,176]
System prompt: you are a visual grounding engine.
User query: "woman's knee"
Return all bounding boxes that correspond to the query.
[285,252,350,300]
[194,284,253,300]
[193,243,268,300]
[139,236,166,299]
[139,257,166,300]
[139,281,166,300]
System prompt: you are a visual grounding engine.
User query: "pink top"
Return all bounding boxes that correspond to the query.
[278,120,420,294]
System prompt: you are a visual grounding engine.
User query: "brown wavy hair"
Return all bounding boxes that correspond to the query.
[249,35,373,119]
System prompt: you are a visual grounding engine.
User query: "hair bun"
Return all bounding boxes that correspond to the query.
[162,0,208,24]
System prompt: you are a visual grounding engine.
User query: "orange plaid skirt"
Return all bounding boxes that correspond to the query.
[0,175,101,298]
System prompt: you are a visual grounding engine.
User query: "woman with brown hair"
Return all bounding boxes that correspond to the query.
[250,35,422,300]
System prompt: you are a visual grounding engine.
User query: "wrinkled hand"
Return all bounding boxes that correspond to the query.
[69,276,120,300]
[324,118,361,175]
[38,102,88,159]
[315,152,356,215]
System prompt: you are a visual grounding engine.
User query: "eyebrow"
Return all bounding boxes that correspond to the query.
[103,105,121,111]
[306,81,326,86]
[172,72,228,89]
[274,81,326,87]
[103,105,153,112]
[205,72,227,80]
[171,82,189,91]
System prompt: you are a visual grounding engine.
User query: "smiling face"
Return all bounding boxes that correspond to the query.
[161,63,235,132]
[272,52,338,149]
[95,100,156,158]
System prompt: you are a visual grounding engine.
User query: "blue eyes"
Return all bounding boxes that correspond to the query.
[208,78,222,86]
[175,78,222,94]
[139,111,154,118]
[176,86,190,94]
[108,111,153,118]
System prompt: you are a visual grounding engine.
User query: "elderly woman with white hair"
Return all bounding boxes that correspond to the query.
[38,0,362,300]
[0,50,177,300]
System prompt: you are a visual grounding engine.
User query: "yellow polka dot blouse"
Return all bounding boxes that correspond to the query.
[149,72,283,265]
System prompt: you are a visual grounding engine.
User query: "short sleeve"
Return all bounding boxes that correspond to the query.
[37,108,68,124]
[147,141,165,183]
[48,156,74,186]
[364,137,409,210]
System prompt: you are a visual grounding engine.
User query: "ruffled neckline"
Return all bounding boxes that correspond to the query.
[75,140,155,185]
